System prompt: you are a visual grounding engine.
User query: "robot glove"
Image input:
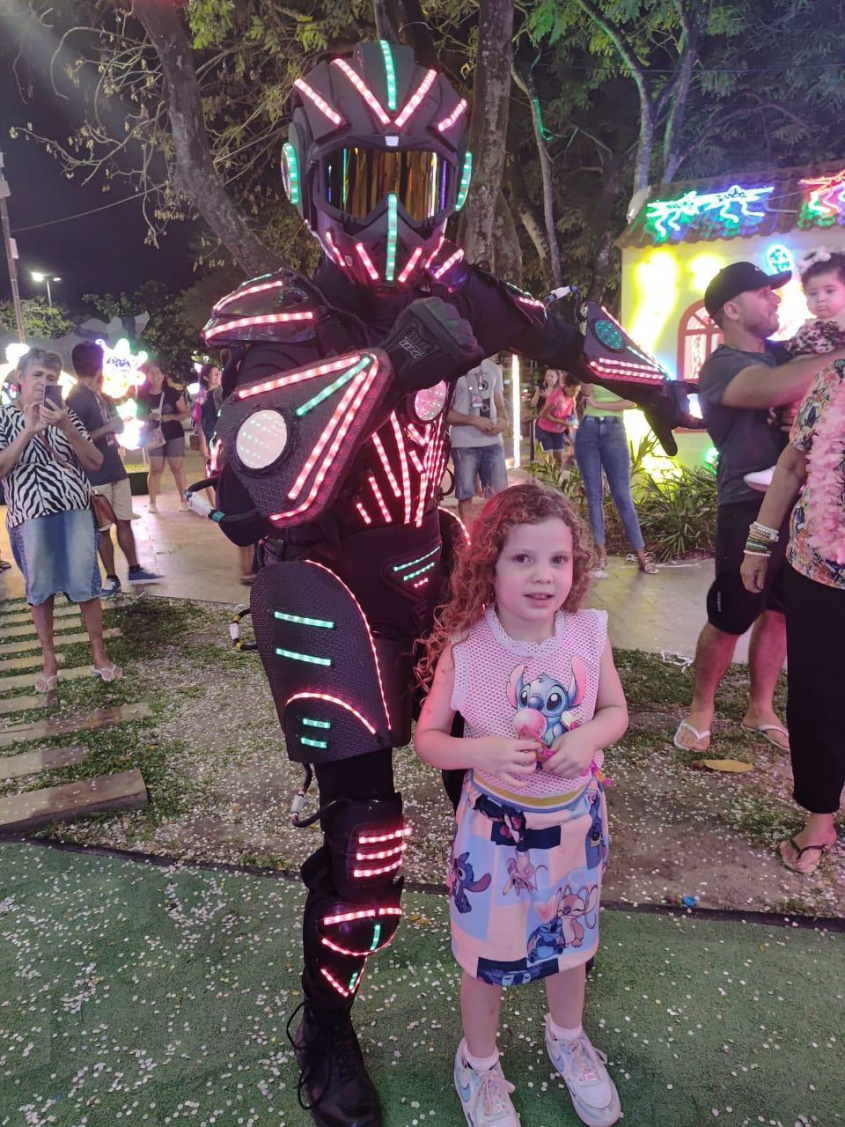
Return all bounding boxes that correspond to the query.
[382,296,482,392]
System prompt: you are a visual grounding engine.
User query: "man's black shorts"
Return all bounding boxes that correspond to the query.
[706,499,787,636]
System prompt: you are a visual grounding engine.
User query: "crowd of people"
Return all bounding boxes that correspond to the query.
[0,254,842,1127]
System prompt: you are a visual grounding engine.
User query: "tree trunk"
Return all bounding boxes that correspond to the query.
[373,0,401,42]
[512,66,561,286]
[587,153,624,303]
[492,189,522,285]
[132,0,281,278]
[457,0,515,271]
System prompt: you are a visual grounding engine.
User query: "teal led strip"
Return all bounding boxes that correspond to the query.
[385,193,398,282]
[303,718,331,729]
[402,560,437,582]
[273,611,336,629]
[275,647,332,667]
[282,142,301,205]
[301,736,329,750]
[379,40,397,110]
[456,152,473,210]
[295,357,371,417]
[392,546,440,573]
[369,923,382,952]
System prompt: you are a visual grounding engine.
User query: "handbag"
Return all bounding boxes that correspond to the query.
[141,392,166,450]
[91,491,117,531]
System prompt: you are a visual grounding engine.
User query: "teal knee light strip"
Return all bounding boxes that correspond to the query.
[273,611,336,629]
[275,648,332,667]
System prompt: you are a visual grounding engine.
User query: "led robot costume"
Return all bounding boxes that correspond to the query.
[196,41,697,1127]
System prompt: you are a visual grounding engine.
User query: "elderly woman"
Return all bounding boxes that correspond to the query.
[741,357,845,874]
[0,349,122,690]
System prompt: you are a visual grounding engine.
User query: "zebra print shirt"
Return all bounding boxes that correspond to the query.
[0,406,92,529]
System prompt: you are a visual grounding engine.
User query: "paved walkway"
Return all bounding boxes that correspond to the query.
[1,453,736,660]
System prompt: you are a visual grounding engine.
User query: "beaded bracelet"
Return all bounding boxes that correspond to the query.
[743,548,772,558]
[749,520,779,543]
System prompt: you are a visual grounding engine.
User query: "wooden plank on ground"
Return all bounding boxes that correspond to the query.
[0,695,48,718]
[0,702,151,748]
[0,768,147,832]
[0,605,80,625]
[0,665,92,693]
[2,654,67,672]
[0,744,89,781]
[3,620,90,640]
[0,628,122,656]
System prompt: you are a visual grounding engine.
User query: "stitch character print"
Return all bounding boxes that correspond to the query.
[508,657,586,763]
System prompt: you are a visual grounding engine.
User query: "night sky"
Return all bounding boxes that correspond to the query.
[0,9,195,309]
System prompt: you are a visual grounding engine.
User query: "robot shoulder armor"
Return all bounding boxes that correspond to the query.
[201,269,322,347]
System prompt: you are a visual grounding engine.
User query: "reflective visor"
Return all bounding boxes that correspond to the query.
[324,148,452,221]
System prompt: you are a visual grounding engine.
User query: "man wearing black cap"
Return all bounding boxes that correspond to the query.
[674,261,845,754]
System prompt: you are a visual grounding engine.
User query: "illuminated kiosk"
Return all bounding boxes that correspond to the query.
[616,160,845,473]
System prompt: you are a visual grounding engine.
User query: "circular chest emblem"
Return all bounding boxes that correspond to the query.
[236,409,288,470]
[413,381,448,421]
[593,319,625,352]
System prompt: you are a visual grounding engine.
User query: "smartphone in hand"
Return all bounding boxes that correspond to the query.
[43,384,63,410]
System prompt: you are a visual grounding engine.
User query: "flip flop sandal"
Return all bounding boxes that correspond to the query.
[91,664,123,683]
[778,835,837,875]
[741,722,790,750]
[673,719,711,752]
[34,673,58,693]
[639,559,659,575]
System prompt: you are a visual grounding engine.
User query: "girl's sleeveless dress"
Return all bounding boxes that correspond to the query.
[448,607,610,986]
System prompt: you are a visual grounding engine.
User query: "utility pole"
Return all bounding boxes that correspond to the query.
[0,152,25,342]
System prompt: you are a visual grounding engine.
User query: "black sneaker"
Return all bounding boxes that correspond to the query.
[289,1003,382,1127]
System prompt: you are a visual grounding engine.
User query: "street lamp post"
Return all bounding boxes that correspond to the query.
[31,271,61,309]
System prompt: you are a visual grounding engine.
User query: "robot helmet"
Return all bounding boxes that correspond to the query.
[282,41,471,289]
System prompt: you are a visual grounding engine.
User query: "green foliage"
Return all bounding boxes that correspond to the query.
[0,298,73,339]
[636,466,718,561]
[83,281,199,366]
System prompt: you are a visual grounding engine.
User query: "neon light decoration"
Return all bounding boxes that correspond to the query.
[301,736,329,749]
[393,69,437,129]
[296,356,371,416]
[353,857,404,878]
[799,168,845,227]
[322,906,402,925]
[97,337,148,399]
[324,230,346,268]
[432,248,464,280]
[359,827,411,844]
[385,194,398,283]
[303,718,331,729]
[320,931,395,959]
[355,242,381,282]
[273,611,336,629]
[286,691,378,735]
[355,501,373,525]
[282,143,301,205]
[213,278,288,313]
[765,244,793,274]
[294,78,344,126]
[235,354,356,401]
[379,40,397,110]
[275,647,332,667]
[397,246,423,285]
[511,353,521,469]
[368,474,392,522]
[436,99,468,133]
[320,967,358,998]
[205,310,314,342]
[413,381,448,421]
[355,844,405,860]
[644,184,774,242]
[456,153,473,210]
[370,432,401,497]
[332,58,392,127]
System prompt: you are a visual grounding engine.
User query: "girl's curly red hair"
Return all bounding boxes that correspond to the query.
[418,482,592,687]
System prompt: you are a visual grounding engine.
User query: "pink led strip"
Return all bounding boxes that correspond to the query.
[235,354,356,401]
[517,294,545,310]
[406,422,428,446]
[370,433,401,497]
[440,505,471,546]
[420,414,445,517]
[206,311,314,342]
[320,967,357,998]
[325,230,346,267]
[432,248,464,280]
[390,413,414,523]
[355,843,406,861]
[396,246,424,285]
[355,501,373,526]
[359,826,411,844]
[353,857,403,878]
[408,449,425,474]
[424,235,445,270]
[412,578,429,589]
[213,278,289,313]
[308,561,392,728]
[368,475,393,523]
[320,934,396,958]
[286,361,375,499]
[394,69,437,129]
[416,417,441,526]
[294,78,344,126]
[286,691,377,735]
[355,242,380,281]
[322,907,402,926]
[332,59,392,126]
[436,99,467,132]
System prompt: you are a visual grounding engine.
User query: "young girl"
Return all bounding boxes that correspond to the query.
[415,482,628,1127]
[745,246,845,491]
[535,370,579,470]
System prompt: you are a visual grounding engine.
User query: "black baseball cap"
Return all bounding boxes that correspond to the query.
[704,261,791,319]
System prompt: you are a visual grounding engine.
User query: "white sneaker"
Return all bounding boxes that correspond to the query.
[454,1041,520,1126]
[148,502,159,514]
[544,1016,621,1127]
[589,566,607,580]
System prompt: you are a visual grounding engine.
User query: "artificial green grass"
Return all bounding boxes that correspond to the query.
[1,842,841,1127]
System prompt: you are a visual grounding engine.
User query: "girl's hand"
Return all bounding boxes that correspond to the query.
[479,737,540,788]
[543,728,596,777]
[741,551,769,594]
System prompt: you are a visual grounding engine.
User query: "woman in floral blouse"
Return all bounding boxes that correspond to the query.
[742,356,845,874]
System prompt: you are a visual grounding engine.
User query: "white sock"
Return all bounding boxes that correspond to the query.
[548,1016,583,1042]
[462,1040,500,1072]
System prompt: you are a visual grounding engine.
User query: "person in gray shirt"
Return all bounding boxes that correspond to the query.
[675,261,845,754]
